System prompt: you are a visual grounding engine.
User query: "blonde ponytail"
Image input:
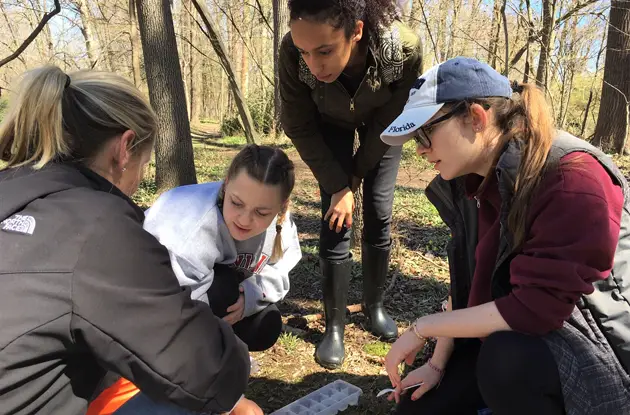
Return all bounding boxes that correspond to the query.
[270,202,290,263]
[0,66,156,170]
[0,66,69,168]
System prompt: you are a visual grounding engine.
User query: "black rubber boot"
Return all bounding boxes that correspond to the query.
[315,256,352,369]
[362,241,398,340]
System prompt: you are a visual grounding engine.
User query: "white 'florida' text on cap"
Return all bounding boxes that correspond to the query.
[380,57,513,146]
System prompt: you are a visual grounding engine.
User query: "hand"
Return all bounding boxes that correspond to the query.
[229,397,263,415]
[223,286,245,325]
[384,324,427,388]
[324,187,354,233]
[387,361,444,403]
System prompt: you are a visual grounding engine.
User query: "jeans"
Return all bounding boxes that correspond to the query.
[319,123,402,261]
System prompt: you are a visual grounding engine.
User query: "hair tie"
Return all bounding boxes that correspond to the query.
[276,225,282,233]
[64,74,71,89]
[511,80,523,94]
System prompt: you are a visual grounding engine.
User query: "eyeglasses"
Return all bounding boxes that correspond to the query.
[413,102,467,149]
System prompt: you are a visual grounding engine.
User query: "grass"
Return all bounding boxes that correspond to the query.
[362,341,391,358]
[277,332,302,353]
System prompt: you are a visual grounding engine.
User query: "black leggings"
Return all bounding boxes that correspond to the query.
[395,331,565,415]
[207,272,282,352]
[319,123,402,261]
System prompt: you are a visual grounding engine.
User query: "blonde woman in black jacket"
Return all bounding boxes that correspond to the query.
[0,67,259,415]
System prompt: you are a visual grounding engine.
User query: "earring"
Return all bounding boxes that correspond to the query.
[122,167,127,172]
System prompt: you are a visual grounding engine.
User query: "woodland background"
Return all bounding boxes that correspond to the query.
[0,1,626,413]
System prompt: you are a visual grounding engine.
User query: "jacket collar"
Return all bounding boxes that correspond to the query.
[73,163,145,220]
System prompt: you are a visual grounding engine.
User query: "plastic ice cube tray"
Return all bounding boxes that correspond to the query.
[269,380,363,415]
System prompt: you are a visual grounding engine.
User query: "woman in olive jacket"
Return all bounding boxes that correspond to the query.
[279,0,423,369]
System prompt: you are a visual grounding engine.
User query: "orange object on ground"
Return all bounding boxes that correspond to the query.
[86,377,140,415]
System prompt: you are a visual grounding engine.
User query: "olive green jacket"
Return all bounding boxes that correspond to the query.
[279,21,423,194]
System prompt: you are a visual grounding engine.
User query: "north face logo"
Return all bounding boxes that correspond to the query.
[387,122,416,133]
[1,214,36,235]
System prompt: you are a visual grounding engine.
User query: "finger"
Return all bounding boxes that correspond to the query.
[405,347,421,365]
[386,365,401,388]
[226,303,237,313]
[411,384,429,401]
[385,359,399,386]
[393,385,403,404]
[324,206,333,221]
[329,215,340,231]
[335,214,344,233]
[345,215,352,229]
[223,311,236,324]
[239,286,244,293]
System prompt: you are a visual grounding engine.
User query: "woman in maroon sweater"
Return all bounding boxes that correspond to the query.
[379,57,630,414]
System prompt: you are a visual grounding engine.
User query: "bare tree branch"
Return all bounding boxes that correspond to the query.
[190,0,274,86]
[418,0,439,63]
[0,0,61,68]
[252,0,273,33]
[501,0,509,75]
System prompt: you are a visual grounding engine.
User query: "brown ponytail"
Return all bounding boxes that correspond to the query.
[506,83,554,247]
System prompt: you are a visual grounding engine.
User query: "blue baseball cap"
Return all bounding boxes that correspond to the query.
[381,57,512,146]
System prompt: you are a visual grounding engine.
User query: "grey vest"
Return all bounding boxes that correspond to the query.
[426,131,630,373]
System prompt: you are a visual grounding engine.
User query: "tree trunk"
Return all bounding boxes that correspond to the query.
[128,0,142,87]
[445,0,462,61]
[179,0,191,117]
[501,0,509,76]
[93,2,115,72]
[273,0,289,135]
[189,1,202,123]
[581,23,607,138]
[192,0,257,144]
[592,0,630,153]
[435,1,447,61]
[351,132,363,249]
[74,0,100,68]
[240,5,249,98]
[136,0,197,192]
[487,0,502,69]
[522,0,534,83]
[557,15,578,129]
[407,0,422,31]
[536,0,555,88]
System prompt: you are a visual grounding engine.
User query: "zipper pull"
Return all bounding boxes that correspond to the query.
[350,98,355,112]
[474,196,480,208]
